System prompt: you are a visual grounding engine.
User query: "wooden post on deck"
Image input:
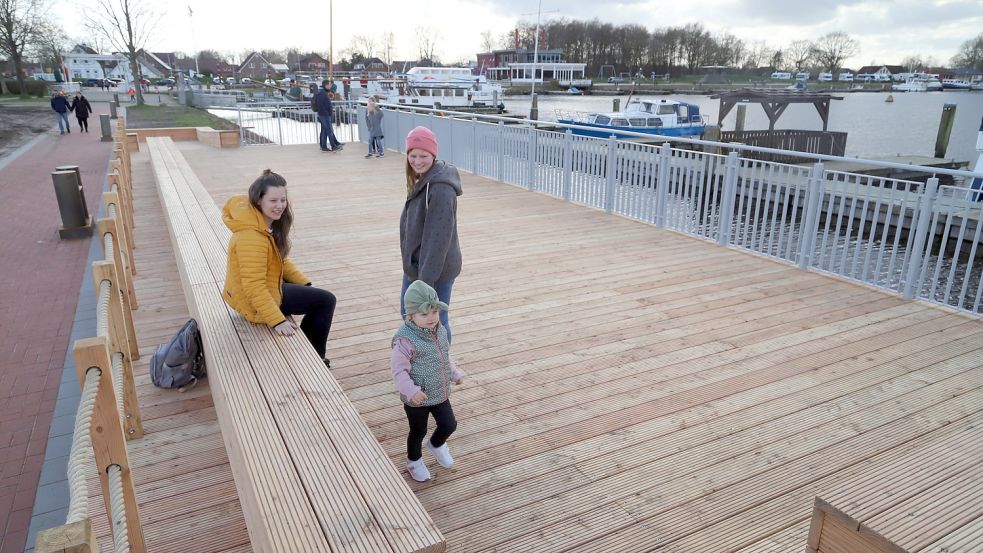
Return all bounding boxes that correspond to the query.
[934,103,956,158]
[35,518,99,553]
[735,104,747,135]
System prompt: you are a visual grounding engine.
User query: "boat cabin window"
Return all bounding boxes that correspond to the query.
[610,118,628,126]
[677,105,689,119]
[639,102,653,113]
[629,118,647,127]
[456,89,464,96]
[594,115,611,125]
[657,105,675,115]
[647,118,663,126]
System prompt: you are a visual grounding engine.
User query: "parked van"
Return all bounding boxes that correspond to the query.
[795,71,810,81]
[770,71,792,80]
[838,72,854,82]
[818,72,833,82]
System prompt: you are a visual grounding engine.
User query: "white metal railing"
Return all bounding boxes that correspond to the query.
[206,100,362,146]
[374,105,983,315]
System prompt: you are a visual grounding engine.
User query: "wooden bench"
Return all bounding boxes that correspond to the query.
[807,415,983,553]
[146,136,445,553]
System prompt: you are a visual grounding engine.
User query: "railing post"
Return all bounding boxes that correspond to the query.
[527,124,537,190]
[497,121,505,183]
[97,218,139,352]
[276,107,284,146]
[73,337,146,552]
[92,261,144,440]
[717,151,741,246]
[35,519,99,553]
[104,189,137,278]
[237,106,245,145]
[604,135,618,213]
[471,116,478,174]
[654,142,672,227]
[562,129,573,201]
[903,177,940,301]
[797,162,826,269]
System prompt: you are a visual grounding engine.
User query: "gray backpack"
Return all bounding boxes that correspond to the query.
[150,319,206,390]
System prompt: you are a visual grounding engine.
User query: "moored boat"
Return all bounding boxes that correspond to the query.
[556,98,706,139]
[368,67,505,112]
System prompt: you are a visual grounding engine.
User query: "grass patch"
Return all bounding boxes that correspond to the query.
[126,103,238,130]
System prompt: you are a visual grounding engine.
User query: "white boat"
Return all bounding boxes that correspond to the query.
[368,67,504,112]
[942,78,972,90]
[892,80,928,92]
[556,98,706,139]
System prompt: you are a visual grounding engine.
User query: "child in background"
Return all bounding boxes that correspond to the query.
[390,280,463,482]
[365,96,385,158]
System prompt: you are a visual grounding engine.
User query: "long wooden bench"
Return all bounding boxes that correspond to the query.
[807,415,983,553]
[146,136,445,553]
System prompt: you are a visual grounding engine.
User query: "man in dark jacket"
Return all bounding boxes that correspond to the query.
[314,79,342,152]
[51,91,71,134]
[70,92,93,132]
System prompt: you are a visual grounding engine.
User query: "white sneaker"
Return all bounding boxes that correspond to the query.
[406,458,431,482]
[426,441,454,469]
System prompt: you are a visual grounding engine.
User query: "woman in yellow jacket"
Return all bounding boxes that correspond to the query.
[223,169,336,366]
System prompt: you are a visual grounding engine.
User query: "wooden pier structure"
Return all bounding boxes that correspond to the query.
[54,138,982,552]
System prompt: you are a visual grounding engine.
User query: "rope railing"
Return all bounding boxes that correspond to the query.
[66,368,100,524]
[36,118,146,553]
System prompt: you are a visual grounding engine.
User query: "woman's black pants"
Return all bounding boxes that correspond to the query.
[279,283,336,358]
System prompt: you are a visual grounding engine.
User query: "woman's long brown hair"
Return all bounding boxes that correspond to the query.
[248,169,293,257]
[404,156,437,197]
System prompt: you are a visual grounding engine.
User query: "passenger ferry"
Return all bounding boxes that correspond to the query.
[369,67,505,112]
[556,98,706,139]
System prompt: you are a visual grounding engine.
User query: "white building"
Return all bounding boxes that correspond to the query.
[64,45,171,83]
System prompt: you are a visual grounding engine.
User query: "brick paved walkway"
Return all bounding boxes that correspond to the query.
[0,105,112,553]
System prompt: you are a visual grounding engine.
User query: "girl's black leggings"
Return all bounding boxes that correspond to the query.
[279,283,336,358]
[404,400,457,461]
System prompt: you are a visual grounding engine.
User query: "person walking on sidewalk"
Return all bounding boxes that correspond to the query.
[222,169,338,367]
[51,91,71,134]
[70,92,93,132]
[314,79,342,152]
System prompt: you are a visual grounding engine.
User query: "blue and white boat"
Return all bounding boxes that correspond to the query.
[556,98,706,139]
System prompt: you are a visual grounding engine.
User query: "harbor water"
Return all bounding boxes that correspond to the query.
[509,91,983,164]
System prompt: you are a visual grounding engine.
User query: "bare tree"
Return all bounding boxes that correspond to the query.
[350,34,375,60]
[480,30,495,53]
[785,39,814,71]
[812,31,859,73]
[415,26,440,64]
[951,32,983,71]
[380,32,395,66]
[0,0,47,97]
[34,19,70,80]
[900,55,924,72]
[85,0,158,105]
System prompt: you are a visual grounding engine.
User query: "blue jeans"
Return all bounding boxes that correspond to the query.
[318,114,340,150]
[401,275,455,343]
[55,112,70,132]
[369,137,384,155]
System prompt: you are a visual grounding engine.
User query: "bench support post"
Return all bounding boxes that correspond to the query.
[97,219,139,355]
[103,188,137,280]
[35,518,99,553]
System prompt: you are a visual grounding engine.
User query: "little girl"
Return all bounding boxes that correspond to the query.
[364,96,385,158]
[390,279,463,482]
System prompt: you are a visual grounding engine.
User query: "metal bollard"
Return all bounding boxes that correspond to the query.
[100,113,113,141]
[110,101,118,120]
[52,170,93,238]
[113,92,120,107]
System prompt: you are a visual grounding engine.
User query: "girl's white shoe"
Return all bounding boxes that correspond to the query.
[426,441,454,469]
[406,458,431,482]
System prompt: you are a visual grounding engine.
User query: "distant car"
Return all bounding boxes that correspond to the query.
[82,78,102,87]
[226,77,237,84]
[241,77,253,84]
[212,76,223,84]
[264,78,276,86]
[607,76,625,84]
[156,78,175,86]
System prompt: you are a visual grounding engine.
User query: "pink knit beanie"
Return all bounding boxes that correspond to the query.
[405,126,438,158]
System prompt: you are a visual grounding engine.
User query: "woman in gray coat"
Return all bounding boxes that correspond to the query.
[365,97,385,157]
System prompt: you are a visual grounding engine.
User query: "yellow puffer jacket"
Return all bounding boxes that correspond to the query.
[222,195,310,327]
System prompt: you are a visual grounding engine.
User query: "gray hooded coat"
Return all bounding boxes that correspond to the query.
[399,161,463,285]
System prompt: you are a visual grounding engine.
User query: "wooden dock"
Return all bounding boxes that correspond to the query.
[81,141,983,552]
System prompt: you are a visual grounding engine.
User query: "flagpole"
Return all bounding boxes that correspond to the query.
[328,0,334,82]
[188,5,200,77]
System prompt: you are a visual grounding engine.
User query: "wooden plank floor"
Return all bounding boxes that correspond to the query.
[91,141,983,552]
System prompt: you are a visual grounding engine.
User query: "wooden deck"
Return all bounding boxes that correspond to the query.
[85,141,983,552]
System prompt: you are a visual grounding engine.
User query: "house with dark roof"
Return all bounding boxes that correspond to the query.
[238,52,282,79]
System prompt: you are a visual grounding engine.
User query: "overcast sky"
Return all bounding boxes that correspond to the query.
[59,0,982,68]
